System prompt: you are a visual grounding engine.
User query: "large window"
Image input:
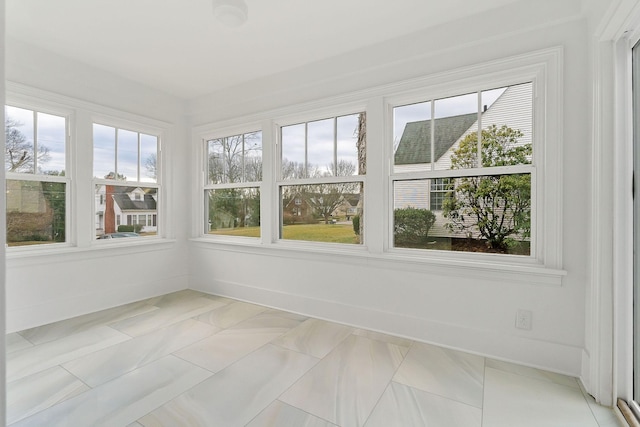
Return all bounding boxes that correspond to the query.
[5,105,68,246]
[279,113,365,244]
[93,123,159,239]
[204,131,262,238]
[392,82,533,255]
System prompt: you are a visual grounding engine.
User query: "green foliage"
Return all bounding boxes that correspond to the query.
[352,215,360,236]
[443,125,532,251]
[41,181,66,242]
[209,188,260,229]
[118,225,135,232]
[394,207,436,246]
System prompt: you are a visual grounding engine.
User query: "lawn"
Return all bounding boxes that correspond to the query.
[211,223,359,244]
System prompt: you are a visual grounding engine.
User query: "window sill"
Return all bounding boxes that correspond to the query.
[6,238,177,264]
[189,237,566,286]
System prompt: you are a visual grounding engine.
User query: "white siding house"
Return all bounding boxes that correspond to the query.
[393,83,533,238]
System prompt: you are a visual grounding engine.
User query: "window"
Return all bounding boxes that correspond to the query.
[205,131,262,238]
[93,123,159,239]
[429,178,452,211]
[5,105,68,246]
[279,113,365,244]
[392,82,533,255]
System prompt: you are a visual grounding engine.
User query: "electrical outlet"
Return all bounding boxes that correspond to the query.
[515,309,532,330]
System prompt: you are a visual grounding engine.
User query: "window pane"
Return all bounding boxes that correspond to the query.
[208,138,226,184]
[93,124,116,179]
[206,188,260,237]
[6,179,66,246]
[479,83,533,167]
[336,114,362,177]
[117,129,139,182]
[280,183,363,244]
[281,123,306,179]
[207,132,262,185]
[140,133,158,183]
[433,92,478,171]
[5,106,35,173]
[307,118,333,176]
[393,174,531,255]
[244,131,263,182]
[37,112,66,175]
[393,101,431,173]
[95,184,158,239]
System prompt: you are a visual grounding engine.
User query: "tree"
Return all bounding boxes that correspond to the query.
[208,132,261,183]
[356,112,366,241]
[144,153,157,180]
[5,118,50,172]
[443,125,532,251]
[394,207,436,246]
[304,182,359,224]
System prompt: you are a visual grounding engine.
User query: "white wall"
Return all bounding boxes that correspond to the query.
[188,2,593,377]
[1,0,8,424]
[4,41,191,332]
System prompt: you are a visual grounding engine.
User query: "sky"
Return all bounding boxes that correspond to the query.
[281,113,360,176]
[93,123,157,183]
[5,106,66,174]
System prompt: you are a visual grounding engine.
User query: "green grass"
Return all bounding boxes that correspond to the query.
[211,223,359,244]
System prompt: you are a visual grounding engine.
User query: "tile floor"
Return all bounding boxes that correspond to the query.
[5,290,625,427]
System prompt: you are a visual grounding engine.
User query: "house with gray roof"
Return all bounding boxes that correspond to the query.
[393,84,533,238]
[95,185,158,236]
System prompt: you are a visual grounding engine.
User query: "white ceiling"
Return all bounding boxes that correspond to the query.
[7,0,535,100]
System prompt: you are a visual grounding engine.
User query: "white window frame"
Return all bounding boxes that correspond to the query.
[381,49,562,273]
[274,107,366,247]
[200,125,263,241]
[191,48,564,284]
[91,117,163,243]
[4,99,73,250]
[388,82,536,259]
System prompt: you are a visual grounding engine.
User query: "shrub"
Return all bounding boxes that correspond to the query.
[118,225,135,232]
[394,207,436,246]
[352,215,360,235]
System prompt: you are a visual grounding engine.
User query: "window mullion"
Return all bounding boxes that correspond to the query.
[33,110,38,174]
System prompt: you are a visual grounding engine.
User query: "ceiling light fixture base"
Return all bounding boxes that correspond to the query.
[212,0,248,28]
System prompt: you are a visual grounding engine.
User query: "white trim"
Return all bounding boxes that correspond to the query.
[587,0,640,407]
[192,276,581,374]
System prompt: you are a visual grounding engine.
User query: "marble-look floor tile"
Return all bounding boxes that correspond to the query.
[246,400,338,427]
[353,329,413,349]
[6,333,33,354]
[18,300,158,345]
[63,318,219,386]
[482,367,599,427]
[12,356,213,427]
[581,389,624,427]
[224,310,307,335]
[110,296,226,337]
[144,289,226,308]
[138,344,319,427]
[273,318,354,358]
[280,334,407,427]
[364,381,482,427]
[486,358,579,389]
[7,366,89,425]
[195,301,268,329]
[7,326,130,382]
[393,342,485,408]
[175,329,282,373]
